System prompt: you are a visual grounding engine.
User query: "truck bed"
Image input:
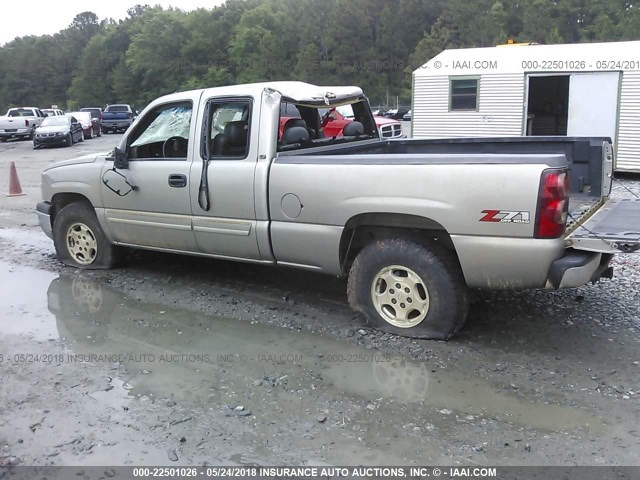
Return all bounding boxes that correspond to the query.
[278,136,611,199]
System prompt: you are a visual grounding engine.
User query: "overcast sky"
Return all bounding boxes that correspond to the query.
[1,0,226,46]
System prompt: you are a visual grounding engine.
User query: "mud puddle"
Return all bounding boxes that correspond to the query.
[0,260,605,438]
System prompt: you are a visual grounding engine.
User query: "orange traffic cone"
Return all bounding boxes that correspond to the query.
[7,161,25,197]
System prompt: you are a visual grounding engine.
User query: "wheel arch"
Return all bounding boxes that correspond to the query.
[338,212,458,275]
[50,192,93,228]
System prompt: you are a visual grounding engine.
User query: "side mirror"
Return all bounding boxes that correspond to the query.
[113,146,129,170]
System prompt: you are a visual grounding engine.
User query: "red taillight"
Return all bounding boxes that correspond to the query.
[127,112,132,118]
[535,169,569,238]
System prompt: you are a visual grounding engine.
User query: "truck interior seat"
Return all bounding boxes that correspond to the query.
[211,121,248,156]
[343,121,364,137]
[283,117,319,140]
[281,126,309,146]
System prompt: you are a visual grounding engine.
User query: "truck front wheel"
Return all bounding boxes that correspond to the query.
[52,202,120,269]
[347,238,468,339]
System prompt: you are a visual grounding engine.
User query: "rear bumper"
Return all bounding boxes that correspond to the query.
[451,235,614,290]
[36,201,53,239]
[102,121,131,130]
[547,249,613,289]
[0,128,31,139]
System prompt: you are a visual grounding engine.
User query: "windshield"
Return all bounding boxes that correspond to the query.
[8,109,34,117]
[106,105,129,112]
[41,117,69,127]
[210,104,245,136]
[130,104,191,148]
[335,105,354,118]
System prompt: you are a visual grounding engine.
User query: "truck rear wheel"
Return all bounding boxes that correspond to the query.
[53,202,120,269]
[347,238,468,339]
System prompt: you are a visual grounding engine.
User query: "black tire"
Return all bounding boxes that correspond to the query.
[97,128,102,137]
[0,138,6,143]
[347,237,469,340]
[52,202,120,269]
[66,133,73,146]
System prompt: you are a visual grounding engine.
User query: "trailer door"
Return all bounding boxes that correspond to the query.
[567,72,620,143]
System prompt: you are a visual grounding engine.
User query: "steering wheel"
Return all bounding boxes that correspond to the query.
[162,136,187,158]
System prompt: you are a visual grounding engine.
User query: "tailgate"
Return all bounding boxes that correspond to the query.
[566,198,640,253]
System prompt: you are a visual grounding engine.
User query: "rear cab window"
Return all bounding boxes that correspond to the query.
[277,99,378,152]
[107,105,130,113]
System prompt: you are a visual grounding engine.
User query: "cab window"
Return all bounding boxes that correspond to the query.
[128,101,192,159]
[203,99,251,159]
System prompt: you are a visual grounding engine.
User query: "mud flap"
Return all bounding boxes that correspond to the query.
[566,198,640,254]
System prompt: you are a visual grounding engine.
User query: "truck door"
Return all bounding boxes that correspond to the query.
[188,96,263,261]
[567,72,620,144]
[100,97,199,251]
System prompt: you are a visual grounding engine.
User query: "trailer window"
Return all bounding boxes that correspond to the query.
[450,78,479,111]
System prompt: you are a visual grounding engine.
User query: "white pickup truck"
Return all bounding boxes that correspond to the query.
[36,81,640,339]
[0,107,46,141]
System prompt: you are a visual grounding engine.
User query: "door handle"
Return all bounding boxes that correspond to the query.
[168,174,187,188]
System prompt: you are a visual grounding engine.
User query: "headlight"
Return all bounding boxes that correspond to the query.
[55,132,65,136]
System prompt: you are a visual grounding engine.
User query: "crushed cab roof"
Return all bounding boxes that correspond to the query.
[155,81,365,107]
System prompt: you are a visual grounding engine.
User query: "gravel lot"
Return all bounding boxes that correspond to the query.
[0,135,639,468]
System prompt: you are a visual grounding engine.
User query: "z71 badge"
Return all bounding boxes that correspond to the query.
[480,210,530,224]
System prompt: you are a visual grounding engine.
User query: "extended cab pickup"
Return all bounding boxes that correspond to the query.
[0,107,45,141]
[36,81,640,339]
[101,104,136,134]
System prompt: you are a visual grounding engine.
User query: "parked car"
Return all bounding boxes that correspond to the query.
[33,115,84,148]
[371,109,385,116]
[80,107,103,131]
[66,111,100,139]
[0,107,45,141]
[42,108,65,117]
[403,110,412,121]
[383,108,409,120]
[102,104,135,133]
[36,81,639,340]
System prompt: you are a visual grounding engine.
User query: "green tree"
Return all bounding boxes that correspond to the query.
[229,2,297,82]
[1,0,638,112]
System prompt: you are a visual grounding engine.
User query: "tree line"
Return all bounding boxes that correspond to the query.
[1,0,639,112]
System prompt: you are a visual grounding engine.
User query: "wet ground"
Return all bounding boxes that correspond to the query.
[0,135,639,467]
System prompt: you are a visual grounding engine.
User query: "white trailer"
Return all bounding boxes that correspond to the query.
[412,40,640,172]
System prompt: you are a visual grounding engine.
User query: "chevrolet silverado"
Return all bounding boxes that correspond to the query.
[36,81,640,339]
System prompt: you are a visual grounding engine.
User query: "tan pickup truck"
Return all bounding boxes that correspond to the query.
[36,81,640,339]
